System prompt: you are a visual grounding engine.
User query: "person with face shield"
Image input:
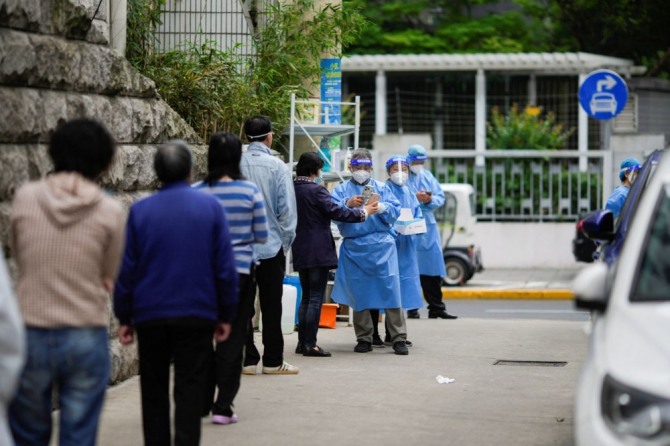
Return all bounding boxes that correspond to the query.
[330,149,409,355]
[605,157,641,218]
[368,156,424,347]
[406,144,457,319]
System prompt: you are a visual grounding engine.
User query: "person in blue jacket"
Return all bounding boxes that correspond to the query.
[330,149,409,355]
[406,144,457,319]
[369,155,424,346]
[605,157,641,218]
[114,141,239,445]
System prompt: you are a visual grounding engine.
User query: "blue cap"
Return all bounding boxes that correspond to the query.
[385,155,409,171]
[407,144,427,161]
[620,157,641,170]
[619,157,641,182]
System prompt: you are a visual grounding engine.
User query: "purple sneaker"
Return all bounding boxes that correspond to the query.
[212,414,239,425]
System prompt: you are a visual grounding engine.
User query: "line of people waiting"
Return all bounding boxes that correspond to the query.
[2,116,457,446]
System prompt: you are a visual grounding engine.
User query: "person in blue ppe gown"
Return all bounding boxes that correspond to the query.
[369,155,424,347]
[406,144,457,319]
[605,157,641,218]
[330,149,410,355]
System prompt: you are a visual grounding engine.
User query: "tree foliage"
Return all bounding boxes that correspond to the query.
[345,0,670,77]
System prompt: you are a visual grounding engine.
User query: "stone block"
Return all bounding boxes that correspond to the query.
[0,201,10,255]
[0,29,156,97]
[101,145,159,191]
[0,145,30,200]
[0,88,40,142]
[108,338,139,384]
[0,0,46,33]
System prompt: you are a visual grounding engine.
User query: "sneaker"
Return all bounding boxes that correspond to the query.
[241,364,257,375]
[428,311,458,319]
[407,309,420,319]
[372,334,385,348]
[405,339,413,348]
[393,341,409,355]
[354,341,373,353]
[262,361,299,375]
[295,343,304,354]
[212,414,239,425]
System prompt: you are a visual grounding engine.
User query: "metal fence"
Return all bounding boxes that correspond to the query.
[425,150,613,222]
[154,0,277,59]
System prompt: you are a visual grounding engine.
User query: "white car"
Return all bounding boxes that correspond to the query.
[573,151,670,445]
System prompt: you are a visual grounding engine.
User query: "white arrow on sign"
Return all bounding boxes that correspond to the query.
[596,75,617,92]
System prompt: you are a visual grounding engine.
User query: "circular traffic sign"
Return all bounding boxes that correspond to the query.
[578,69,628,120]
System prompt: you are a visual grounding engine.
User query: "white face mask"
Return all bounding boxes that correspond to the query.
[390,172,408,186]
[352,170,371,184]
[410,165,423,175]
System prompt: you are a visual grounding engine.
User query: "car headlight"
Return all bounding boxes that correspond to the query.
[601,374,670,442]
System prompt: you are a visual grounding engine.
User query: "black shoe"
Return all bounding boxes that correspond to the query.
[393,341,409,355]
[384,334,412,347]
[371,334,385,348]
[428,311,458,319]
[295,343,304,354]
[303,345,332,357]
[407,309,420,319]
[354,341,373,353]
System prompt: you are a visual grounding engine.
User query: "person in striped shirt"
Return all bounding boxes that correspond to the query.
[194,132,268,425]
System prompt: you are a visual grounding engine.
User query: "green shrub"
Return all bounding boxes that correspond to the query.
[487,104,574,151]
[127,0,365,142]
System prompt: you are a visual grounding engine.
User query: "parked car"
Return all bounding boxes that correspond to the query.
[572,150,670,446]
[580,149,664,266]
[437,183,483,286]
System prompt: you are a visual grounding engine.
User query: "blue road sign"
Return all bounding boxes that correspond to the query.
[578,69,628,120]
[320,58,342,125]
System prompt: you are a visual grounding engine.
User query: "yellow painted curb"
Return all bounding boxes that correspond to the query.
[442,289,574,300]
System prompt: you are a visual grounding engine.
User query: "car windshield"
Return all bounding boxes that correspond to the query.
[631,183,670,302]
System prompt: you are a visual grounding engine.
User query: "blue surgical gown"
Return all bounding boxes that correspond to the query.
[331,179,401,311]
[387,181,425,310]
[605,185,630,218]
[406,169,447,276]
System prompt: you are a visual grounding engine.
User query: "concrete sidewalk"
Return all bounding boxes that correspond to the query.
[92,316,587,446]
[443,267,584,300]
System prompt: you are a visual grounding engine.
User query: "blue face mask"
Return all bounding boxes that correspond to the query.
[315,175,323,184]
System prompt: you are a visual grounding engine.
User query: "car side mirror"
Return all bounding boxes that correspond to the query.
[572,263,609,311]
[581,209,615,241]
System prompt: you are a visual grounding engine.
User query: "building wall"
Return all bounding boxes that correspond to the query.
[0,0,205,383]
[476,222,580,269]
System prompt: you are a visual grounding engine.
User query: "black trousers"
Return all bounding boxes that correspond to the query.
[136,322,215,446]
[419,275,446,312]
[212,268,256,415]
[244,250,285,368]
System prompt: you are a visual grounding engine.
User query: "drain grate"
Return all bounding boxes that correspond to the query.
[493,360,567,367]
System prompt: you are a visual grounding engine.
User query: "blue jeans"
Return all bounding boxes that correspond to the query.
[9,327,109,446]
[297,267,330,350]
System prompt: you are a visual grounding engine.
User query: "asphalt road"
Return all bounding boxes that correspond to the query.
[90,308,588,446]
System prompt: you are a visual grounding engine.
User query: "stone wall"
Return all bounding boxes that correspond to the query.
[0,0,205,383]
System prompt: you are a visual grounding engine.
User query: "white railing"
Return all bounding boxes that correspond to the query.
[424,150,613,222]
